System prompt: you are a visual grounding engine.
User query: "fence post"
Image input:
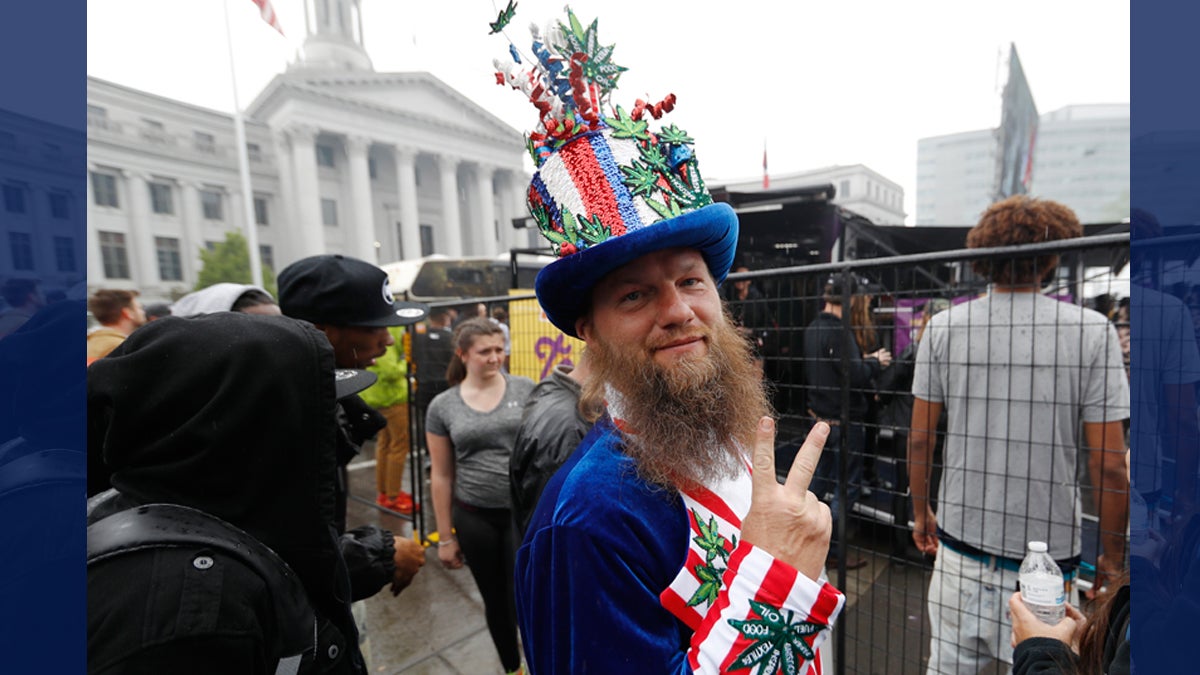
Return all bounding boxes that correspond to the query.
[836,269,854,675]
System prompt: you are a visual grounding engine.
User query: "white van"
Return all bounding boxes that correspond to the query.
[380,253,554,302]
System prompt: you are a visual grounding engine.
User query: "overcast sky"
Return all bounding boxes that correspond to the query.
[87,0,1129,225]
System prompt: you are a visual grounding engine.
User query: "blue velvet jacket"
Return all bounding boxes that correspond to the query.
[516,415,844,674]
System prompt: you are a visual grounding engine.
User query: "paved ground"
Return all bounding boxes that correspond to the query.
[345,442,1002,675]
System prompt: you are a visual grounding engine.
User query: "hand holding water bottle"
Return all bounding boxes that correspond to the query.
[1008,592,1085,648]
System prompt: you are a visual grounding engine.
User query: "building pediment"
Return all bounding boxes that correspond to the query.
[248,71,523,148]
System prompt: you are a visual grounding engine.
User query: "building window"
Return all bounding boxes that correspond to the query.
[246,142,262,162]
[48,192,69,219]
[53,236,75,272]
[369,157,377,180]
[205,240,219,252]
[420,224,434,256]
[149,181,174,215]
[99,231,130,279]
[3,185,25,213]
[155,237,183,281]
[200,189,223,220]
[8,232,33,271]
[254,196,269,225]
[141,118,168,144]
[321,198,338,226]
[259,244,274,271]
[316,144,336,168]
[91,172,119,208]
[87,104,107,126]
[194,131,216,154]
[839,180,850,198]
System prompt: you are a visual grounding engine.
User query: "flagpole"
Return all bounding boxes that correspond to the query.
[762,138,770,190]
[222,0,264,288]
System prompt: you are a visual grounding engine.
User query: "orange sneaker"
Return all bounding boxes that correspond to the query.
[389,492,416,514]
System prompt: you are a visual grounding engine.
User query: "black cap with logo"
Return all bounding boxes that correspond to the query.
[278,254,428,327]
[333,368,377,399]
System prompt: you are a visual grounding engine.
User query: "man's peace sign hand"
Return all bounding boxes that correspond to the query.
[740,417,832,581]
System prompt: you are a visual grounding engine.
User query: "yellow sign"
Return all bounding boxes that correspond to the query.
[508,291,585,382]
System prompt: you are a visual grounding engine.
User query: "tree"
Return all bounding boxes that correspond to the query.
[194,231,277,297]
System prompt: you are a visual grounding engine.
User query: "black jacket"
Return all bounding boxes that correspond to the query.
[509,366,592,539]
[86,314,367,674]
[414,326,454,412]
[332,394,397,601]
[802,311,881,419]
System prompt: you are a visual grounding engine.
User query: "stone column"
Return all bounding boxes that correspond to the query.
[509,172,534,248]
[271,130,302,266]
[85,164,104,282]
[473,164,498,258]
[435,154,463,257]
[288,125,325,259]
[345,134,377,262]
[126,171,161,289]
[393,146,422,260]
[179,181,204,283]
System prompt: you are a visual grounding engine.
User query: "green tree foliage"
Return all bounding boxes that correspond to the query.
[194,231,277,297]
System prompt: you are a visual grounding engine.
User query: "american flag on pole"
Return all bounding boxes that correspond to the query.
[251,0,285,36]
[762,141,770,190]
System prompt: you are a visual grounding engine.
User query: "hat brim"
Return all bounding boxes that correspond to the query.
[534,202,739,337]
[353,301,430,327]
[333,368,377,399]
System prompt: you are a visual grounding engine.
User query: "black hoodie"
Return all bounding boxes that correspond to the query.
[87,313,364,673]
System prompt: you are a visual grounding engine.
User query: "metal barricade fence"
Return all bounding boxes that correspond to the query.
[391,232,1132,674]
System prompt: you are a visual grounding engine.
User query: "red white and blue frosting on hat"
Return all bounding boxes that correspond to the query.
[492,7,738,337]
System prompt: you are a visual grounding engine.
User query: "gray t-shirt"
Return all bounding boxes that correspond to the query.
[913,291,1129,560]
[426,373,535,509]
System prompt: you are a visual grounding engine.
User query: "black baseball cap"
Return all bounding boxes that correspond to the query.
[334,368,377,399]
[278,254,428,327]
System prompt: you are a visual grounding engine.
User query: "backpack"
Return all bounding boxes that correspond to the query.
[87,498,352,674]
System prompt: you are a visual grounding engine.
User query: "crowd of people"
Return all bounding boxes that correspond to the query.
[66,190,1161,675]
[42,7,1165,675]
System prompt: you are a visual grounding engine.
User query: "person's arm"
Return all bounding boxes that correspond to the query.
[426,431,463,568]
[828,325,882,387]
[340,525,396,601]
[1085,420,1128,593]
[908,396,942,555]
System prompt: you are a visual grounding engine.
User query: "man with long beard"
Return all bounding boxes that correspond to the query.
[506,10,844,674]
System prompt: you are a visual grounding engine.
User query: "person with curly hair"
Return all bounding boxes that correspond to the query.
[909,196,1130,674]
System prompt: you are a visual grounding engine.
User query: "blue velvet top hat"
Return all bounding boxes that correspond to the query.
[493,9,738,337]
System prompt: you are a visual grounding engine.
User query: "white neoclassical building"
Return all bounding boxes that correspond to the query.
[713,164,907,225]
[86,0,531,302]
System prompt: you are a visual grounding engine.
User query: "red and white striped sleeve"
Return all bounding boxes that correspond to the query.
[687,542,844,675]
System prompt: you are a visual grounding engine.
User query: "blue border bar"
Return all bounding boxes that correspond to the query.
[1131,1,1200,672]
[0,1,86,670]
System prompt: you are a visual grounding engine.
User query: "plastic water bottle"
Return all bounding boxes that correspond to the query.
[1019,541,1066,625]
